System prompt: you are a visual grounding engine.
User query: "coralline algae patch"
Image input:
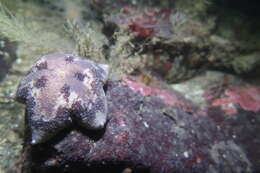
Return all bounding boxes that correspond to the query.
[105,7,173,38]
[206,85,260,115]
[122,77,194,112]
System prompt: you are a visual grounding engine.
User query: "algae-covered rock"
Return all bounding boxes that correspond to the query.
[21,78,260,173]
[0,0,260,172]
[0,61,24,173]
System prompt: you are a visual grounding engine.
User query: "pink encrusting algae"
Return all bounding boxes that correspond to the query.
[127,8,172,38]
[105,7,173,38]
[122,77,193,112]
[210,85,260,115]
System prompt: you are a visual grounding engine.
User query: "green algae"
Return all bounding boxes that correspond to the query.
[0,2,73,59]
[0,68,24,173]
[230,53,260,74]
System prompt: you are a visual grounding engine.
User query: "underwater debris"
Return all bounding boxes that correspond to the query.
[15,53,109,144]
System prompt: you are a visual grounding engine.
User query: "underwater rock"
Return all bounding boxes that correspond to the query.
[21,78,260,173]
[104,7,214,83]
[208,85,260,115]
[105,7,173,39]
[15,53,109,144]
[122,76,194,112]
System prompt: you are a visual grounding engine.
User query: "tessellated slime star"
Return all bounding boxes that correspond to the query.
[15,53,109,144]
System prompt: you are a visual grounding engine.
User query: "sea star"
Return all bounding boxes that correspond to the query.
[16,53,109,144]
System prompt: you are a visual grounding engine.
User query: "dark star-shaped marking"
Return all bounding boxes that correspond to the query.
[16,53,109,144]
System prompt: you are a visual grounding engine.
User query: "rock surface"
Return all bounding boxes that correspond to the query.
[22,79,260,173]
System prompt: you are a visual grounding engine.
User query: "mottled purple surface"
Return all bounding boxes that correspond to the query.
[22,80,260,173]
[16,53,109,144]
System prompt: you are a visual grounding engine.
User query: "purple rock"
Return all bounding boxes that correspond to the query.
[20,78,260,173]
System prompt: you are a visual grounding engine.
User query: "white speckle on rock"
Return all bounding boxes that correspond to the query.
[183,151,189,158]
[143,121,149,128]
[91,111,107,129]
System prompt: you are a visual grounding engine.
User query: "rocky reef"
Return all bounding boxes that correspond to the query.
[21,77,260,173]
[0,0,260,172]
